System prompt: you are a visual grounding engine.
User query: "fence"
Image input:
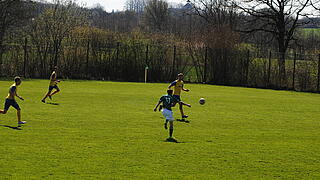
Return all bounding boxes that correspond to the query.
[0,37,320,92]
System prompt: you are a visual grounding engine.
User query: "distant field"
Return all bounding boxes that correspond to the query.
[0,80,320,179]
[300,28,320,36]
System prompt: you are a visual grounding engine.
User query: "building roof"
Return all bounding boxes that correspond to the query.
[182,0,193,10]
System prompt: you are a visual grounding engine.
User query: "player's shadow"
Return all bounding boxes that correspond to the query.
[176,119,190,123]
[1,125,22,130]
[46,102,60,105]
[164,138,189,143]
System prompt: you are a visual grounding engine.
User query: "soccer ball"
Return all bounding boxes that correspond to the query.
[199,98,205,105]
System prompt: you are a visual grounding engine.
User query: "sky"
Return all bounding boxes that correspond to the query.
[76,0,185,12]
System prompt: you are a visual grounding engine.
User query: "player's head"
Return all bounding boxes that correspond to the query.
[14,76,21,85]
[167,89,173,95]
[177,73,184,80]
[53,66,58,71]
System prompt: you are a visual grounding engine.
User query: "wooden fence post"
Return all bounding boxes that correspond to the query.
[86,40,90,75]
[172,45,176,78]
[292,52,297,90]
[145,44,149,66]
[317,54,320,92]
[267,51,272,87]
[116,42,120,79]
[204,47,208,83]
[145,44,149,81]
[246,49,250,85]
[23,37,28,78]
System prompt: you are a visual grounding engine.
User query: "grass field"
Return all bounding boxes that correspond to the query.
[301,28,320,36]
[1,80,320,179]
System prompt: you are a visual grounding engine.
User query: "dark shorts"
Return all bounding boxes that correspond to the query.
[173,95,181,101]
[4,98,20,111]
[49,85,59,91]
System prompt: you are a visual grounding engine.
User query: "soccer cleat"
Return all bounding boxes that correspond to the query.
[164,123,168,129]
[159,105,163,111]
[166,137,177,142]
[41,99,45,103]
[182,115,188,119]
[18,121,26,124]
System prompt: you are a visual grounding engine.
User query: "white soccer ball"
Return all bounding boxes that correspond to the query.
[199,98,205,105]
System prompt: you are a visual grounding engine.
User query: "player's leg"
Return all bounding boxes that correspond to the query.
[42,92,50,100]
[172,102,177,107]
[17,110,26,124]
[169,121,174,138]
[162,109,169,129]
[50,86,60,97]
[162,109,174,133]
[167,110,175,139]
[173,95,187,118]
[0,99,10,114]
[179,103,186,118]
[0,109,7,114]
[42,87,53,102]
[17,110,21,122]
[42,93,49,102]
[13,101,25,124]
[179,102,188,119]
[164,119,168,129]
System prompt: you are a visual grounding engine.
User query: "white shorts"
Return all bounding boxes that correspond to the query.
[162,108,174,121]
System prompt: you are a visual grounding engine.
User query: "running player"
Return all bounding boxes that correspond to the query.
[154,89,191,141]
[42,66,60,103]
[0,76,26,125]
[168,73,190,119]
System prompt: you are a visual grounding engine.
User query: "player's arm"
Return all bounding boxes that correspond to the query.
[154,98,163,111]
[182,84,189,92]
[168,81,176,89]
[50,71,56,80]
[13,88,24,100]
[154,102,161,112]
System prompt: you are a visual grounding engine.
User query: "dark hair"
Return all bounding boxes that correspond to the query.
[167,89,173,95]
[14,76,21,83]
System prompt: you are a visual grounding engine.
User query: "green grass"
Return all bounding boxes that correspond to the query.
[300,28,320,37]
[1,80,320,179]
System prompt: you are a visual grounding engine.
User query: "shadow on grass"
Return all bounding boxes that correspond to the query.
[176,119,190,123]
[46,102,60,105]
[1,125,22,130]
[163,138,189,143]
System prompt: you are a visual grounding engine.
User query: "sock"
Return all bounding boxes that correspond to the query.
[169,127,173,137]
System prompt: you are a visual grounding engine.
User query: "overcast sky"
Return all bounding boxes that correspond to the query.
[75,0,185,12]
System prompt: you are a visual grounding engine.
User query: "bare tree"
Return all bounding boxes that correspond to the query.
[189,0,241,84]
[90,3,110,29]
[235,0,312,87]
[31,0,88,67]
[0,0,33,64]
[144,0,169,32]
[311,0,320,11]
[125,0,146,14]
[192,0,238,30]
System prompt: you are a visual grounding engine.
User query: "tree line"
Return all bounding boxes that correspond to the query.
[1,0,320,91]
